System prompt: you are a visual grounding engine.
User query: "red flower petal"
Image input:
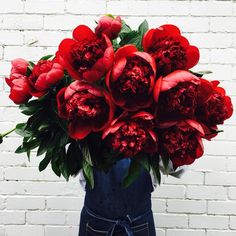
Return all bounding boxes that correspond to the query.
[185,119,205,136]
[153,76,163,103]
[185,45,200,69]
[72,25,95,41]
[115,44,137,62]
[111,57,127,82]
[160,24,181,36]
[142,29,155,51]
[68,120,92,140]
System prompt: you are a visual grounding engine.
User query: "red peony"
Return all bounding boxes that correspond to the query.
[102,111,157,157]
[28,60,64,97]
[153,70,200,121]
[5,58,32,104]
[157,119,204,168]
[106,45,156,111]
[143,24,200,77]
[95,15,122,40]
[57,80,115,140]
[57,25,114,82]
[196,78,233,126]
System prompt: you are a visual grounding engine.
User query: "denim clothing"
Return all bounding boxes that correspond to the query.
[78,158,156,236]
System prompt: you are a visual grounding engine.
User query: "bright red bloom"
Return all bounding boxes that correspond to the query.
[58,25,114,82]
[143,24,200,77]
[153,70,200,121]
[57,80,115,140]
[95,15,122,40]
[106,45,156,111]
[196,78,233,126]
[102,111,157,157]
[5,58,32,104]
[157,119,204,168]
[28,60,64,97]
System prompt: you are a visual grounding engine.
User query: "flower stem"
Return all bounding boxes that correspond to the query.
[1,127,16,138]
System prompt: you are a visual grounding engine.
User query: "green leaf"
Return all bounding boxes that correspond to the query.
[190,70,212,77]
[51,160,61,177]
[138,20,148,37]
[121,159,142,188]
[151,165,161,185]
[81,141,93,166]
[149,153,161,185]
[161,155,170,175]
[119,20,132,40]
[39,152,51,171]
[82,161,94,189]
[39,54,54,61]
[15,123,32,137]
[59,161,70,181]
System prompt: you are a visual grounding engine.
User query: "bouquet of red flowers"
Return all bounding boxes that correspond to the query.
[1,15,233,188]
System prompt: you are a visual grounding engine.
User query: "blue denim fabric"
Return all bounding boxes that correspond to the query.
[78,158,156,236]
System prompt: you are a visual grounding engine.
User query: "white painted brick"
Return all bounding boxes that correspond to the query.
[163,171,204,185]
[203,64,233,81]
[207,230,236,236]
[205,172,236,186]
[107,1,148,16]
[44,15,96,30]
[0,197,6,210]
[191,33,232,49]
[208,201,236,215]
[156,229,165,236]
[24,31,66,47]
[227,157,236,172]
[46,197,84,210]
[0,61,11,76]
[0,168,3,180]
[187,186,227,200]
[4,46,45,62]
[230,216,236,229]
[6,196,45,210]
[0,30,24,45]
[0,181,26,195]
[2,15,43,30]
[154,213,188,228]
[26,211,66,225]
[0,0,24,13]
[210,49,236,64]
[66,211,80,225]
[0,226,4,236]
[0,137,22,152]
[167,229,205,236]
[66,0,106,14]
[167,17,209,33]
[229,188,236,200]
[147,1,190,16]
[167,199,207,214]
[189,215,229,229]
[0,211,25,224]
[25,0,65,14]
[5,225,44,236]
[152,199,166,213]
[152,185,185,199]
[191,1,232,16]
[210,17,236,33]
[0,46,3,59]
[45,226,79,236]
[204,141,236,156]
[190,156,227,172]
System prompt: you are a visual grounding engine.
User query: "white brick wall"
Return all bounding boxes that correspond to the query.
[0,0,235,235]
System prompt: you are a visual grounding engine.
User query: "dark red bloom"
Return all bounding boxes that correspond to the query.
[58,25,114,82]
[157,119,204,168]
[57,80,115,140]
[143,24,200,77]
[153,70,200,121]
[5,58,32,104]
[95,15,122,40]
[196,78,233,126]
[28,60,64,97]
[106,45,156,111]
[102,111,157,157]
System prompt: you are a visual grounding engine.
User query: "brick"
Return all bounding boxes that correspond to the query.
[207,231,236,236]
[25,0,65,14]
[0,197,6,210]
[0,0,24,13]
[0,168,3,180]
[5,225,44,236]
[45,226,79,236]
[152,185,185,199]
[0,181,26,195]
[46,197,84,210]
[208,201,236,215]
[210,17,236,33]
[0,31,24,46]
[205,172,236,186]
[167,229,205,236]
[227,157,236,171]
[6,196,45,210]
[167,199,206,214]
[152,199,166,213]
[230,216,236,229]
[191,1,232,16]
[66,0,106,14]
[66,211,80,225]
[210,49,236,64]
[154,213,188,228]
[26,211,66,225]
[187,186,227,200]
[2,15,43,30]
[0,211,25,224]
[204,141,236,156]
[228,188,236,200]
[189,215,229,229]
